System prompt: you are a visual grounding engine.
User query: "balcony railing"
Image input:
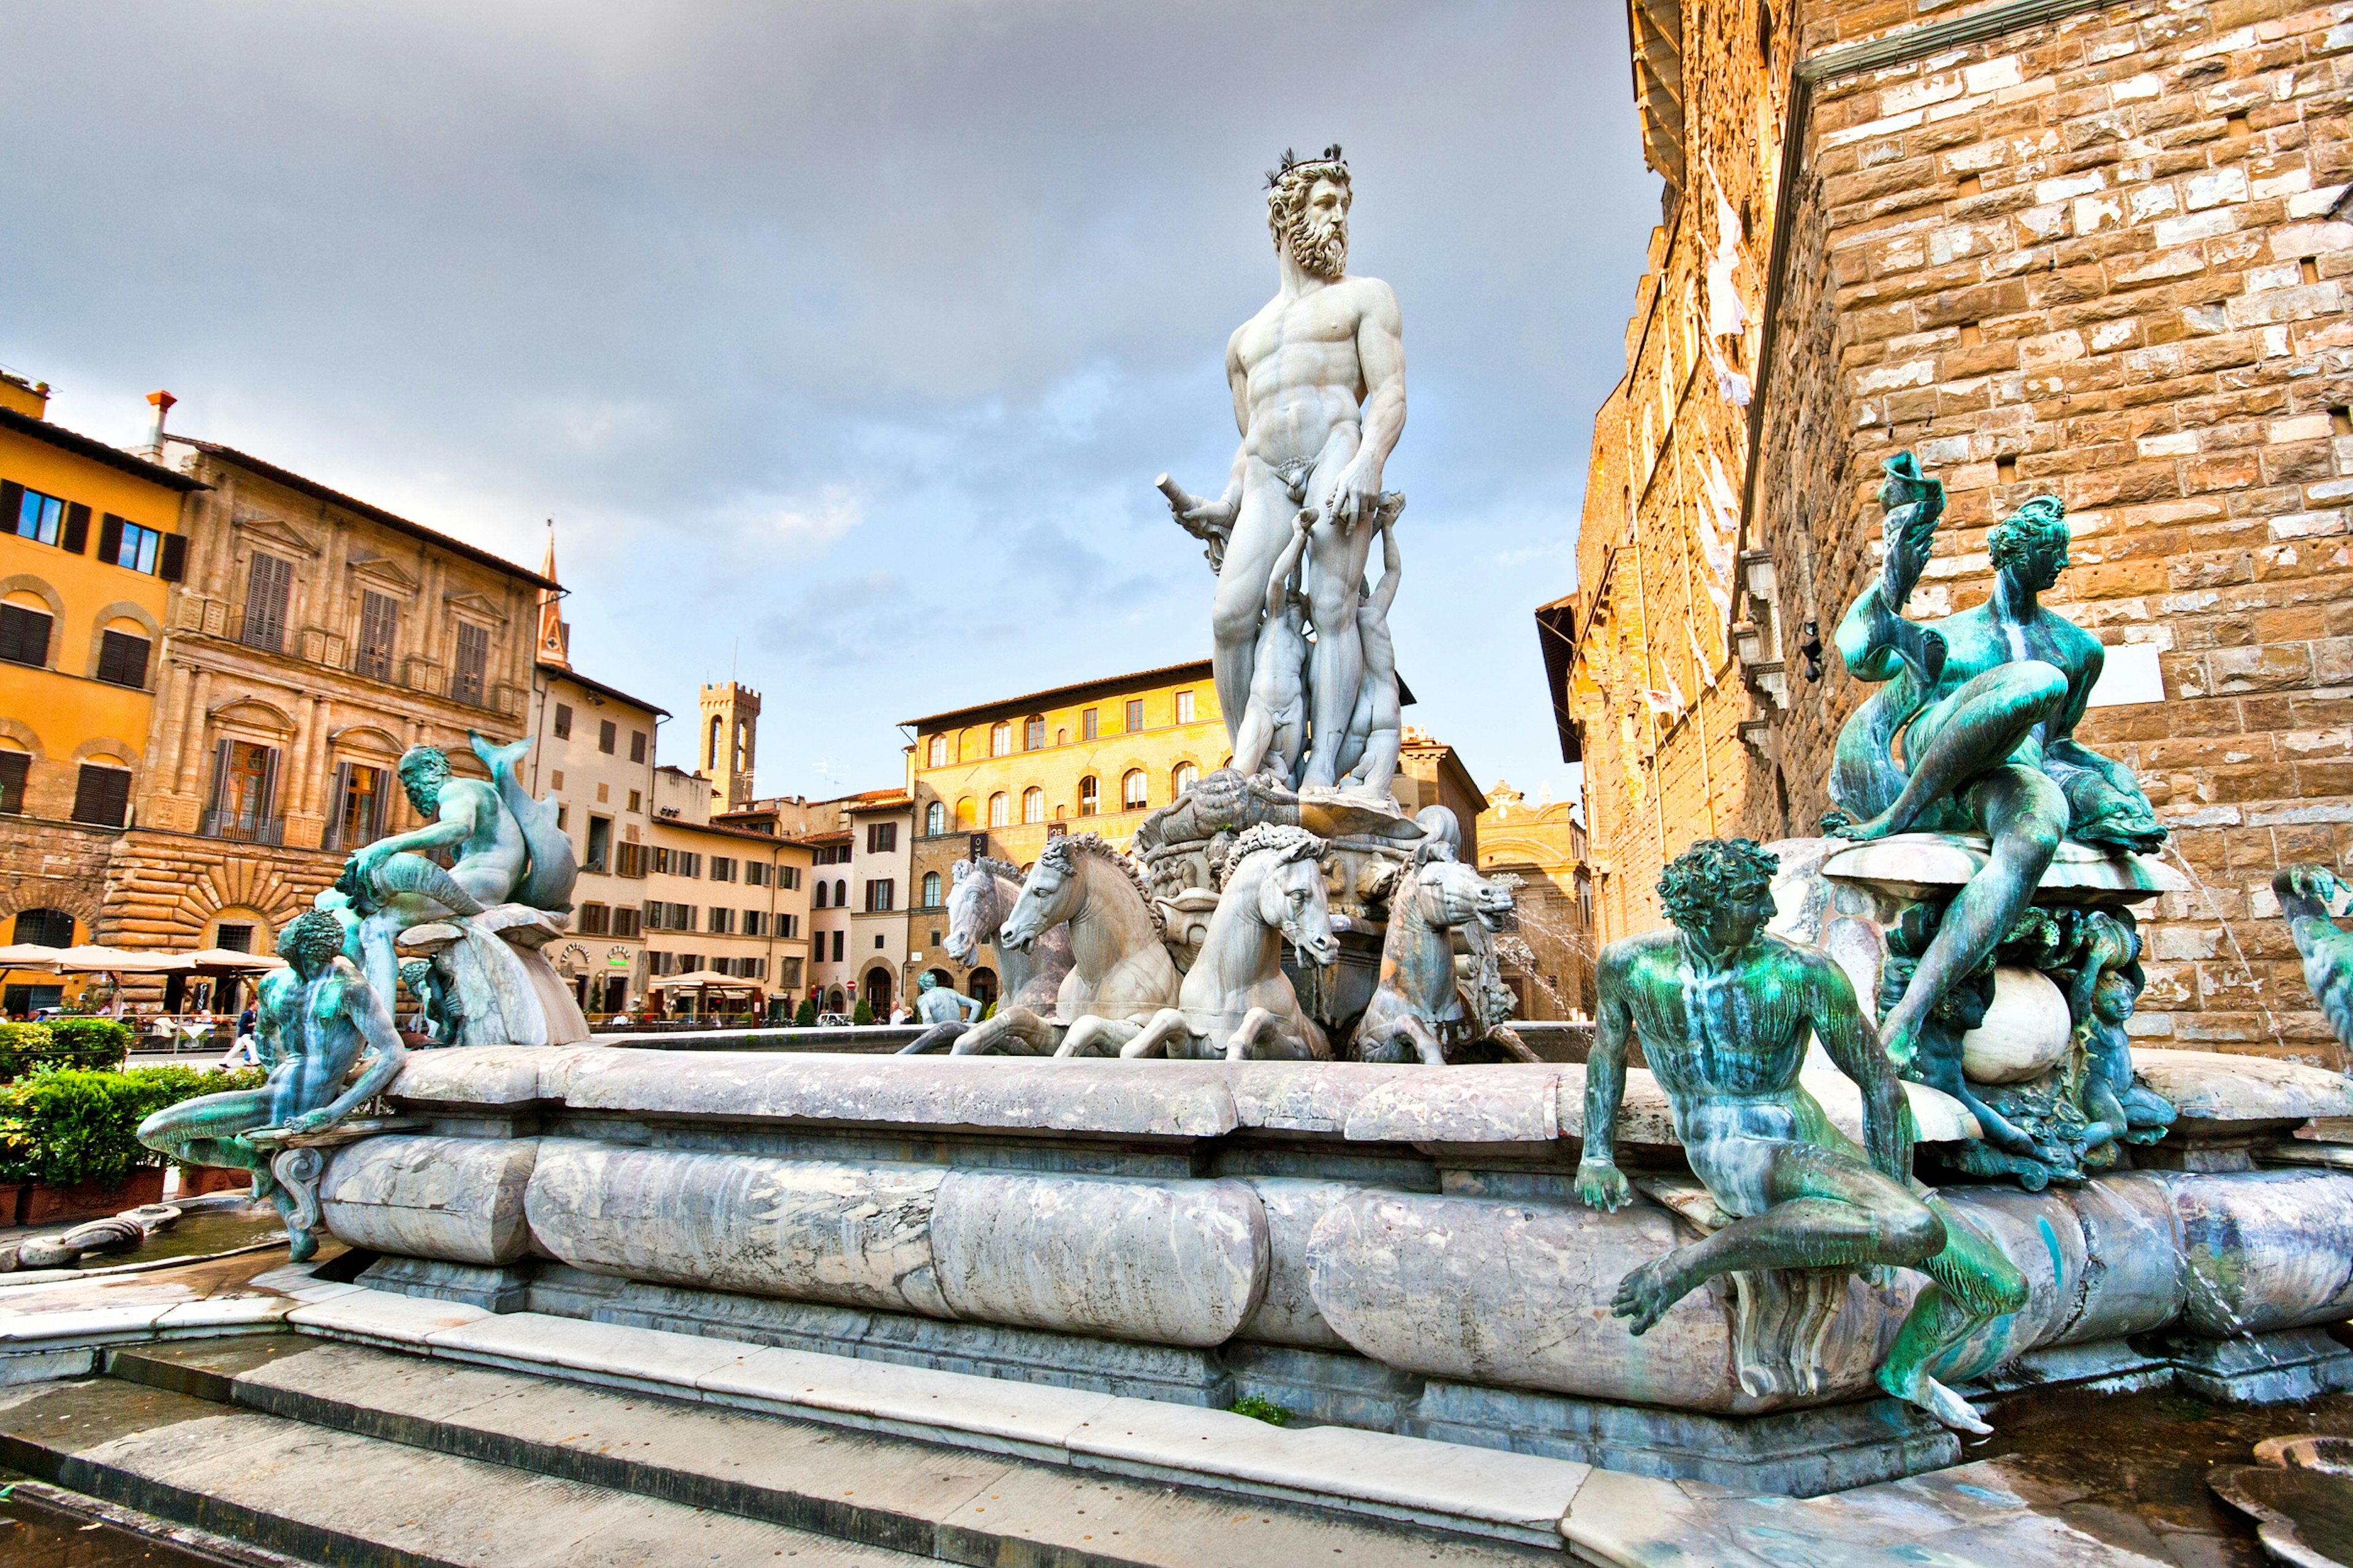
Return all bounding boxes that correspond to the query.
[200,809,284,845]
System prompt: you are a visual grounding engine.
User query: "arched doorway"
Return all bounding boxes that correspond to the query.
[862,967,893,1015]
[3,907,74,1017]
[826,986,847,1013]
[924,968,955,992]
[968,967,998,1008]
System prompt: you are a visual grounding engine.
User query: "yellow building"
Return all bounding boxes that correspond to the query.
[1476,781,1596,1020]
[645,764,813,1018]
[901,659,1225,1004]
[0,372,203,1004]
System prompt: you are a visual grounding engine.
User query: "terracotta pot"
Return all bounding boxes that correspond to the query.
[20,1167,168,1227]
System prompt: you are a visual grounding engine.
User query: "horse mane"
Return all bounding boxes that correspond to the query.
[964,855,1026,887]
[1218,823,1328,891]
[1040,831,1164,934]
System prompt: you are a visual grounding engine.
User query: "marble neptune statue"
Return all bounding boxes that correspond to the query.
[1824,457,2165,1069]
[1578,838,2028,1434]
[1159,145,1406,791]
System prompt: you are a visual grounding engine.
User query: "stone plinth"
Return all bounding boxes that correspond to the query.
[322,1045,2353,1496]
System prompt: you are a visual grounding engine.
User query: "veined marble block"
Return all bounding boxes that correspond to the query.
[320,1135,538,1265]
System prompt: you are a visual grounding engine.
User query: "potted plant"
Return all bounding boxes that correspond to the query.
[0,1064,263,1225]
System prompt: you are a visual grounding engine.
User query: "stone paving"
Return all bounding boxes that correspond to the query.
[0,1242,2302,1564]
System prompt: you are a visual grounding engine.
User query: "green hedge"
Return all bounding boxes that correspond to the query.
[0,1020,132,1081]
[795,998,817,1026]
[0,1066,267,1189]
[852,999,874,1026]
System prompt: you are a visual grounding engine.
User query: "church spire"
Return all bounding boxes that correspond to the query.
[536,520,570,668]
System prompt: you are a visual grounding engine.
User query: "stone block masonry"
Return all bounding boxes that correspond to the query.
[1569,0,2353,1068]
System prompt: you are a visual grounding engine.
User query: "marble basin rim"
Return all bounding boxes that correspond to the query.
[380,1044,2349,1151]
[1819,831,2184,904]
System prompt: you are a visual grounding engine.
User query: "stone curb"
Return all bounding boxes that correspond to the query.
[0,1295,291,1386]
[279,1277,1592,1547]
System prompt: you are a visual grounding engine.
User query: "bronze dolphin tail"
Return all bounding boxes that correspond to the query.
[368,853,487,917]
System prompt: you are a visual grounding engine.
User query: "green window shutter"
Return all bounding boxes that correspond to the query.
[97,513,124,565]
[61,503,90,555]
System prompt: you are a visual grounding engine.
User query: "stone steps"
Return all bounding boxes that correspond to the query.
[0,1371,932,1567]
[65,1333,1561,1568]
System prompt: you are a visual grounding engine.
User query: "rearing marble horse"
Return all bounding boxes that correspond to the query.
[991,833,1180,1058]
[1352,854,1526,1065]
[904,857,1077,1056]
[1116,825,1338,1061]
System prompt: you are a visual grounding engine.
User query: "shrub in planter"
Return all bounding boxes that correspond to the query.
[795,998,817,1026]
[852,999,874,1026]
[0,1066,265,1191]
[44,1018,133,1069]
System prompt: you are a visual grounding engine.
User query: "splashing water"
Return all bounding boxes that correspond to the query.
[2160,841,2287,1056]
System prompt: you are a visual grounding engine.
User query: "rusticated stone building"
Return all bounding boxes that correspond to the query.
[1557,0,2351,1064]
[100,436,550,983]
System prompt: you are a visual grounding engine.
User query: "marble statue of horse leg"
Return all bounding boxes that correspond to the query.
[1396,1011,1447,1066]
[1056,1016,1145,1058]
[1227,1007,1323,1061]
[1121,1009,1194,1059]
[948,1005,1053,1055]
[1487,1023,1542,1063]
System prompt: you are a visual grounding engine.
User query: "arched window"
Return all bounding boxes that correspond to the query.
[926,735,947,768]
[733,720,751,772]
[708,715,722,771]
[922,871,942,907]
[1022,787,1045,824]
[1078,775,1099,816]
[988,792,1010,827]
[834,878,847,906]
[1172,762,1198,797]
[11,908,74,947]
[1122,770,1148,810]
[955,797,976,828]
[1023,716,1045,751]
[814,881,828,909]
[925,801,945,836]
[990,723,1011,757]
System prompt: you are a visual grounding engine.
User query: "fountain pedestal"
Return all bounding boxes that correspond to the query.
[1771,832,2189,1187]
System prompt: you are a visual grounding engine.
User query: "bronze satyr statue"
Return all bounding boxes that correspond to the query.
[138,909,408,1259]
[1578,838,2028,1434]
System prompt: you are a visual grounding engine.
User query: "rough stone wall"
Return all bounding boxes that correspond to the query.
[1570,0,2353,1063]
[0,819,116,941]
[1569,0,1790,946]
[1751,0,2353,1068]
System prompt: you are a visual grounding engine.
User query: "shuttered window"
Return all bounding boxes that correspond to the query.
[0,751,28,815]
[99,516,162,574]
[328,762,384,850]
[94,631,150,687]
[0,604,51,667]
[70,765,131,828]
[355,592,398,680]
[451,620,490,706]
[206,740,279,840]
[241,554,293,651]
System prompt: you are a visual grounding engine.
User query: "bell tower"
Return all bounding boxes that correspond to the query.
[699,681,761,811]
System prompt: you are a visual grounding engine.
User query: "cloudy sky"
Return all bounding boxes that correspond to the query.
[2,1,1655,803]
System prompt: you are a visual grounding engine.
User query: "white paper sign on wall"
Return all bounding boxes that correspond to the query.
[2086,642,2165,708]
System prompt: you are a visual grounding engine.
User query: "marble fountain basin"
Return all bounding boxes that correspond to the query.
[306,1044,2353,1496]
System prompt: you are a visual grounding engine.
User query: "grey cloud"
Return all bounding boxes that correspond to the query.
[0,0,1656,798]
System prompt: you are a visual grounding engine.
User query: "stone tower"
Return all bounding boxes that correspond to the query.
[699,681,760,811]
[534,524,569,668]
